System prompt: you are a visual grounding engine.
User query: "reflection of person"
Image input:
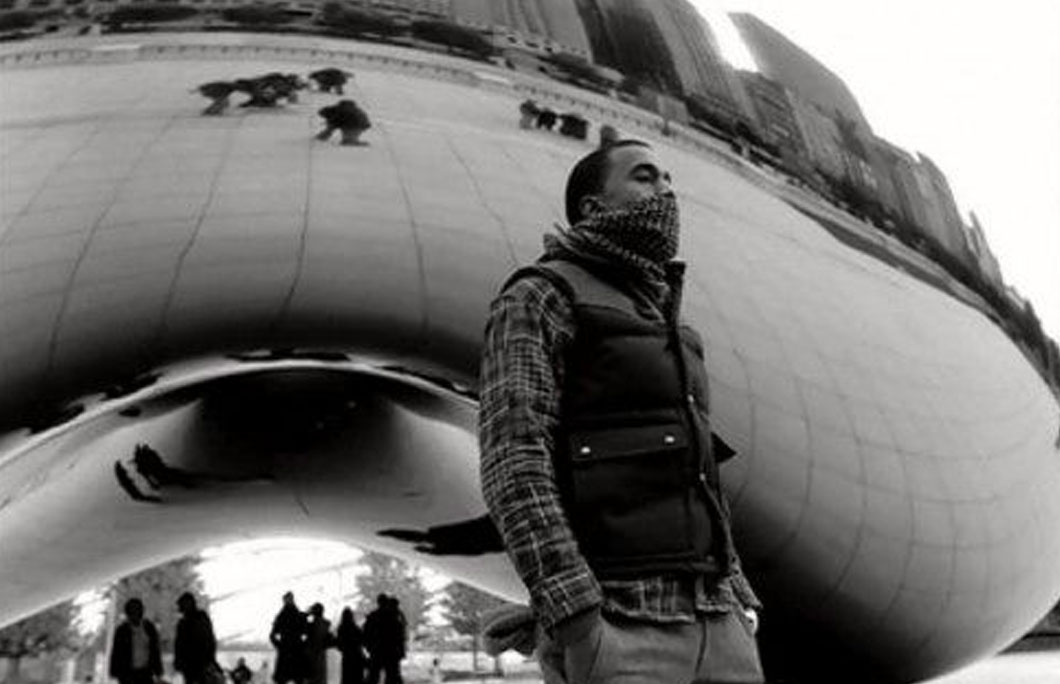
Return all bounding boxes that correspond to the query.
[309,68,350,94]
[174,593,217,684]
[229,658,252,684]
[335,608,366,684]
[597,124,619,149]
[304,603,333,684]
[113,461,160,503]
[270,592,307,684]
[109,598,162,684]
[479,140,765,683]
[197,82,235,116]
[316,100,372,146]
[519,99,539,129]
[535,108,557,131]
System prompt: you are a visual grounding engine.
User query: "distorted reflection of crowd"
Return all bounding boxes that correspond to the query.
[194,67,371,147]
[519,98,620,149]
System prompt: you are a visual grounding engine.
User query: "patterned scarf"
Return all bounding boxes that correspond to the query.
[547,194,680,282]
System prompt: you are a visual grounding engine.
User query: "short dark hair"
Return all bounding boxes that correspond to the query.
[564,139,650,225]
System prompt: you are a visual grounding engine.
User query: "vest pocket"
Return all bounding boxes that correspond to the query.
[567,423,694,562]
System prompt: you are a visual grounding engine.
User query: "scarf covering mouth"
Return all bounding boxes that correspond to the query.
[546,194,680,282]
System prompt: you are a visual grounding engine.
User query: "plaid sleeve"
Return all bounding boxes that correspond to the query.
[478,275,603,630]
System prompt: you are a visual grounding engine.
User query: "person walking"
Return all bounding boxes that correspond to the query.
[479,139,765,683]
[109,598,162,684]
[335,608,366,684]
[269,592,307,684]
[173,593,217,684]
[304,604,333,684]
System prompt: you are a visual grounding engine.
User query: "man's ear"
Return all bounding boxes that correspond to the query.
[578,195,603,220]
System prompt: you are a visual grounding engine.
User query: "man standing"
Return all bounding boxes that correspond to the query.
[270,592,307,684]
[479,140,765,683]
[109,598,162,684]
[304,603,333,684]
[174,593,217,684]
[363,596,404,684]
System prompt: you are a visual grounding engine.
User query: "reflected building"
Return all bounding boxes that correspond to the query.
[449,0,592,57]
[913,152,974,264]
[730,12,872,134]
[574,0,752,124]
[965,212,1004,287]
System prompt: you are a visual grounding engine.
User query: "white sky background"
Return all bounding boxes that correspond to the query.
[695,0,1060,340]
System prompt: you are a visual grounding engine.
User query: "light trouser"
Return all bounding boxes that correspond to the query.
[538,610,765,684]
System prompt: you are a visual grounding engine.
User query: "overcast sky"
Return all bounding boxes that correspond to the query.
[694,0,1060,340]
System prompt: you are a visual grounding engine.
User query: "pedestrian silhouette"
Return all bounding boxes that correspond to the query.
[364,595,405,684]
[305,603,333,684]
[109,598,162,684]
[174,593,217,684]
[336,608,367,684]
[270,592,307,684]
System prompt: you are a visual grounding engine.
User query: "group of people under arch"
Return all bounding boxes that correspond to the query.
[271,592,407,684]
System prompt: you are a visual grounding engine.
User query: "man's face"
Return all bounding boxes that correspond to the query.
[126,603,143,624]
[593,145,674,214]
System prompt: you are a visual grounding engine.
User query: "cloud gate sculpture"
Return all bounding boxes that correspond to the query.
[1,29,1059,684]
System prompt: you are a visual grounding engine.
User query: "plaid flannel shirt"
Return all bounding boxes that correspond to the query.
[479,271,761,632]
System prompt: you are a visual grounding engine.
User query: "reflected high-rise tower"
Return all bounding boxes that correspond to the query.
[730,12,872,133]
[449,0,592,57]
[574,0,752,123]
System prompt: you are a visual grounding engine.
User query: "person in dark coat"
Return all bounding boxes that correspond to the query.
[558,113,589,140]
[518,99,539,129]
[173,593,217,684]
[109,598,162,684]
[316,100,371,146]
[308,68,350,95]
[228,658,252,684]
[304,604,333,684]
[335,608,366,684]
[270,592,307,684]
[237,77,283,109]
[363,596,404,684]
[535,107,557,131]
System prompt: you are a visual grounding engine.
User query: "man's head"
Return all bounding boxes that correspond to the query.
[282,591,295,607]
[124,598,144,624]
[376,593,388,608]
[176,592,196,615]
[309,603,324,618]
[564,140,673,226]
